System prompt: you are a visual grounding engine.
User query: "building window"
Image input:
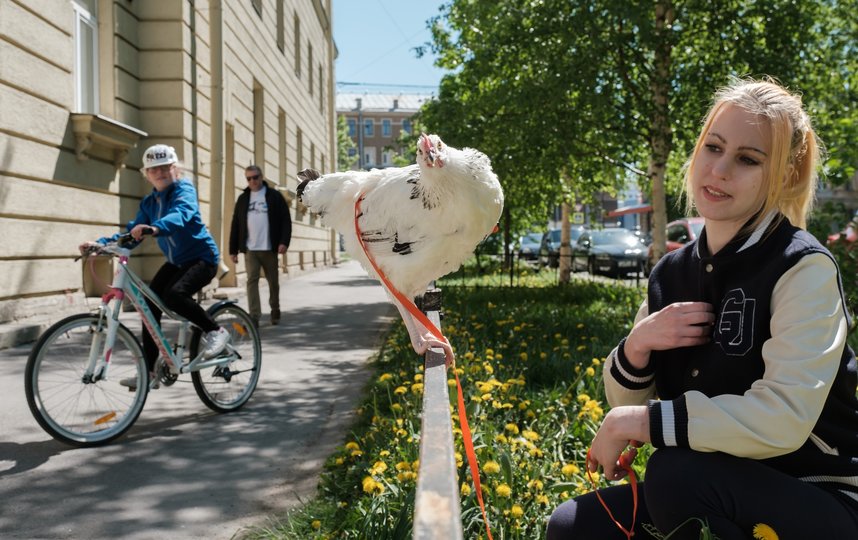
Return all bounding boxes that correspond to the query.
[253,82,264,166]
[382,150,393,166]
[251,0,262,17]
[308,43,314,93]
[278,108,287,184]
[347,118,356,137]
[293,13,301,77]
[363,119,374,137]
[382,119,392,137]
[296,127,303,170]
[276,0,284,52]
[364,147,375,167]
[318,65,323,112]
[72,0,98,113]
[402,119,412,134]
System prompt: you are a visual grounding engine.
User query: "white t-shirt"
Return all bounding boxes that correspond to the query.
[246,187,271,251]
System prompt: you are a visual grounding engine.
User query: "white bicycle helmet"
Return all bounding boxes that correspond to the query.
[142,144,178,169]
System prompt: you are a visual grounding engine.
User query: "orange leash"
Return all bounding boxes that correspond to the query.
[354,195,494,540]
[585,443,639,539]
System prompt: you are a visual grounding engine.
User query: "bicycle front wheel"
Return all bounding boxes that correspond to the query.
[191,304,261,412]
[25,314,148,447]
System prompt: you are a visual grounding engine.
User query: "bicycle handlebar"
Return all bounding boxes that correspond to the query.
[76,226,155,260]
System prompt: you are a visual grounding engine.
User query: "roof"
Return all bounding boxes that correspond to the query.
[335,93,435,113]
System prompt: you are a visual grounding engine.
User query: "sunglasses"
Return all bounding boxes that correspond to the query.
[246,174,261,181]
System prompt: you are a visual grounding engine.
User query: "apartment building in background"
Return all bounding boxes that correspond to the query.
[0,0,337,324]
[336,92,433,169]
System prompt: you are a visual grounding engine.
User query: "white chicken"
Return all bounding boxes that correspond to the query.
[297,133,504,364]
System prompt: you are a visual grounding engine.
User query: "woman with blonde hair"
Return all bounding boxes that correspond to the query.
[548,78,858,538]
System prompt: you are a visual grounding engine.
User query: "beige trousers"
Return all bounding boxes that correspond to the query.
[245,250,280,318]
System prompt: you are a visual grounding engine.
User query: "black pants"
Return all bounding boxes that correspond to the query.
[142,260,218,371]
[546,448,858,540]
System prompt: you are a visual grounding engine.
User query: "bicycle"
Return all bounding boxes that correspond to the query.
[24,232,262,447]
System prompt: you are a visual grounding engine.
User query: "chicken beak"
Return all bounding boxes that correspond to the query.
[420,134,436,167]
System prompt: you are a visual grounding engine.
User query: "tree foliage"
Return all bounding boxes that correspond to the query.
[418,0,858,256]
[336,115,357,171]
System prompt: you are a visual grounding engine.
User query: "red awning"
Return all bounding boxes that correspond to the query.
[607,204,653,218]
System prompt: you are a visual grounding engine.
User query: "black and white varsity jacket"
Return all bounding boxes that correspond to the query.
[606,212,858,508]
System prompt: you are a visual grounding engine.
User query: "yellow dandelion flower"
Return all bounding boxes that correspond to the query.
[526,410,536,419]
[554,333,562,339]
[522,430,540,441]
[496,353,504,360]
[585,367,596,377]
[528,479,544,491]
[576,323,585,329]
[561,463,580,477]
[362,476,378,494]
[461,482,471,496]
[753,523,779,540]
[378,373,393,382]
[394,386,407,395]
[311,520,321,530]
[511,504,524,518]
[505,423,520,434]
[483,461,501,474]
[540,352,547,359]
[536,494,550,505]
[496,484,512,498]
[334,457,344,466]
[345,441,360,451]
[464,351,475,360]
[391,403,402,411]
[495,434,508,444]
[369,461,388,475]
[411,383,424,393]
[414,373,423,382]
[519,352,528,361]
[455,452,463,467]
[577,345,587,351]
[486,348,495,356]
[561,338,570,346]
[592,357,601,366]
[379,450,390,457]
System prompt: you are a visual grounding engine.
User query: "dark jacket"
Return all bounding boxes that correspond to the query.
[229,181,292,255]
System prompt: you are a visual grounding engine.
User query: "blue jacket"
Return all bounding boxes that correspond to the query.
[100,179,219,266]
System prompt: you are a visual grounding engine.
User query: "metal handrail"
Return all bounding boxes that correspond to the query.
[413,292,464,540]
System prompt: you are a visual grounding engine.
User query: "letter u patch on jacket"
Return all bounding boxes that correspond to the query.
[715,288,756,356]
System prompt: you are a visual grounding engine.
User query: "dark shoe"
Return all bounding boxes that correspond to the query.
[270,309,280,325]
[251,315,260,328]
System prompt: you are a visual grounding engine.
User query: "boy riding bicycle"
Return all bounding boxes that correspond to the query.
[79,144,229,388]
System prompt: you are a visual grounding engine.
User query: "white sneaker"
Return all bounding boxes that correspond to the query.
[203,327,230,358]
[118,372,157,391]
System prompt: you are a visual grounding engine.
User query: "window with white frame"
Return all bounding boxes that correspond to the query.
[382,119,392,137]
[347,118,356,137]
[402,119,412,134]
[363,119,374,137]
[382,150,393,166]
[72,0,98,113]
[364,146,376,167]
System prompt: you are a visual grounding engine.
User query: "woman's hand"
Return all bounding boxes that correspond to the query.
[588,406,649,480]
[130,224,158,241]
[624,301,715,368]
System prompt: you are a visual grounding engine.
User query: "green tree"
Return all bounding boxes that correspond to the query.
[336,115,357,171]
[420,0,857,266]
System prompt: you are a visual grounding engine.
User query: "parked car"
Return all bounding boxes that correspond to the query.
[571,228,648,277]
[539,226,585,268]
[645,217,706,275]
[517,232,543,261]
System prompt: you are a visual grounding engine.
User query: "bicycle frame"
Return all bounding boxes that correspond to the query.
[88,246,235,385]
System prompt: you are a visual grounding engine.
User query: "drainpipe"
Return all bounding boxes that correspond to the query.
[210,0,226,276]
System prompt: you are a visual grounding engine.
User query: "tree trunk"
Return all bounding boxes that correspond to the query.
[648,0,675,267]
[559,202,572,283]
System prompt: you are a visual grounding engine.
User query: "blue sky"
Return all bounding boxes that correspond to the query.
[332,0,448,93]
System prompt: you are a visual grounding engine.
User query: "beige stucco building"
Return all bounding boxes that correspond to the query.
[0,0,337,323]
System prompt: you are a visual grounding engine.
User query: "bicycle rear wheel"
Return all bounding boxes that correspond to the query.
[25,314,148,447]
[191,303,261,412]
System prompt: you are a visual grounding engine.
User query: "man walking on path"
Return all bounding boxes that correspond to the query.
[229,165,292,326]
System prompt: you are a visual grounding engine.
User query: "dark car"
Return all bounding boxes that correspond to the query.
[645,217,705,275]
[539,226,585,268]
[517,232,543,261]
[571,228,647,277]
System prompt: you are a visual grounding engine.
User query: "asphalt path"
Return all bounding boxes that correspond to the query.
[0,260,394,539]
